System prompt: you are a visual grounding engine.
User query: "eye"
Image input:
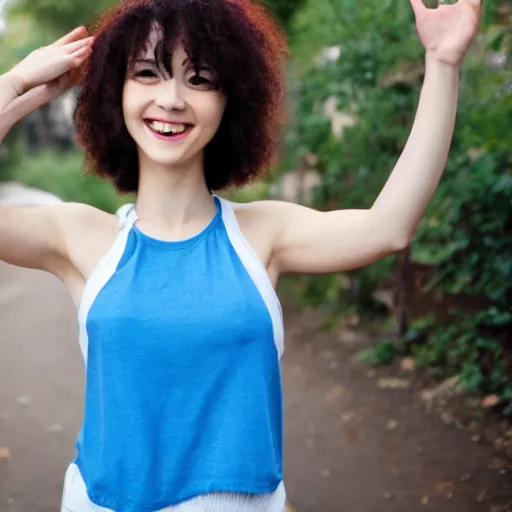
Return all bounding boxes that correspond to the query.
[189,74,213,87]
[186,65,218,90]
[135,69,158,79]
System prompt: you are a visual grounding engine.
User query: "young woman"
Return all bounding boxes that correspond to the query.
[0,0,481,510]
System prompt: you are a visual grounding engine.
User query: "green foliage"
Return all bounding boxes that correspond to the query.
[410,308,512,416]
[5,0,115,35]
[262,0,307,32]
[282,0,423,321]
[6,149,130,213]
[357,338,399,366]
[282,0,512,412]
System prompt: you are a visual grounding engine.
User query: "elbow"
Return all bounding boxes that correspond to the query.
[389,232,412,253]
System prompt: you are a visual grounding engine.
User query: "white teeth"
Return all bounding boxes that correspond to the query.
[148,121,187,135]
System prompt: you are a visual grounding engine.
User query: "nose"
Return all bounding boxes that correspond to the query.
[155,78,186,112]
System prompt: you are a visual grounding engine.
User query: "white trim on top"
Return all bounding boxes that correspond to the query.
[76,205,137,364]
[216,196,284,358]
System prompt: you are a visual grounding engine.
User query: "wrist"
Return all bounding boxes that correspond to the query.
[425,52,461,82]
[2,70,25,97]
[425,51,462,71]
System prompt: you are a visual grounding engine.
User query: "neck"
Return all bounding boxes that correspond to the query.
[135,154,215,230]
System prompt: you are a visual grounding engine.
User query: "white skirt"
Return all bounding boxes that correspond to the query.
[60,463,287,512]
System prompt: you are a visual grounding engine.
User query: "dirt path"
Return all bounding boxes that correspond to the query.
[0,263,510,512]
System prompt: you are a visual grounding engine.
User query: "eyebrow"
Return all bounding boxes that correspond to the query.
[134,58,158,65]
[132,57,213,77]
[133,58,189,65]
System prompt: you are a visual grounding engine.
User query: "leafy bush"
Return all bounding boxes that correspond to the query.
[282,0,512,411]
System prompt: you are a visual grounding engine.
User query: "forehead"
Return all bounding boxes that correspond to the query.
[134,27,195,72]
[137,26,185,58]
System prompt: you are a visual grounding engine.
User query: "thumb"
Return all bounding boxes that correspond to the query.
[409,0,426,16]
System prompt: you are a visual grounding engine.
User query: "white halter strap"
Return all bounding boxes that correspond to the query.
[116,203,138,230]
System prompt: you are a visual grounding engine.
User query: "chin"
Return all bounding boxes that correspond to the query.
[140,147,199,169]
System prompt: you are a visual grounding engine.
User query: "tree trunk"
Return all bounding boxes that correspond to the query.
[395,246,413,336]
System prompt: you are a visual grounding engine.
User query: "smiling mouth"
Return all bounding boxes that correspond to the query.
[144,119,193,139]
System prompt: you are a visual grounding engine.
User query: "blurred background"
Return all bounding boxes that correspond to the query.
[0,0,511,511]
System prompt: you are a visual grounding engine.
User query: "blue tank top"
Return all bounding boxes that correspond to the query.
[73,196,285,511]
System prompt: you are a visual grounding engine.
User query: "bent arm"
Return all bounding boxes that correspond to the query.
[272,55,460,275]
[0,72,54,144]
[0,205,70,274]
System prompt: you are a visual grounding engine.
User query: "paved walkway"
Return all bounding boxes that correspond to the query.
[0,263,510,511]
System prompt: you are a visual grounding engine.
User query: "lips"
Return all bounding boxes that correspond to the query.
[143,119,193,142]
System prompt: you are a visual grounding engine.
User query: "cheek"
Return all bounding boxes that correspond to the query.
[122,84,144,138]
[121,86,134,127]
[199,95,227,133]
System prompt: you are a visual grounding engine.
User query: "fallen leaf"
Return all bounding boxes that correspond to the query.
[400,357,415,372]
[441,412,454,425]
[421,495,429,505]
[476,490,488,502]
[338,329,358,345]
[321,469,331,477]
[421,376,459,402]
[481,394,500,408]
[488,458,507,470]
[344,314,360,328]
[437,481,454,494]
[494,437,506,450]
[340,412,356,425]
[326,385,346,403]
[387,419,399,430]
[378,378,410,390]
[0,447,10,460]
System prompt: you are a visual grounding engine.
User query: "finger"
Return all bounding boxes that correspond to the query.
[62,37,95,55]
[459,0,482,9]
[51,26,88,47]
[69,46,91,64]
[409,0,426,15]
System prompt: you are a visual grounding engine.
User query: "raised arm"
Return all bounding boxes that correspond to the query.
[268,0,482,275]
[0,27,94,274]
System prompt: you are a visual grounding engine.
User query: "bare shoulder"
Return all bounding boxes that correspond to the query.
[230,198,310,241]
[50,201,117,231]
[230,198,300,227]
[48,202,121,304]
[51,202,120,257]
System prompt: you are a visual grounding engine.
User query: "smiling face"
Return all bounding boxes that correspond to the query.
[122,31,227,173]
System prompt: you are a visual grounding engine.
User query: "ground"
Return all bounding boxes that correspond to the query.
[0,263,511,512]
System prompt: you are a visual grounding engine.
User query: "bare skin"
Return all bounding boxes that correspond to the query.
[0,0,482,309]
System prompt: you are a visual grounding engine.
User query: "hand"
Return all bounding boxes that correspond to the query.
[409,0,482,66]
[8,26,94,98]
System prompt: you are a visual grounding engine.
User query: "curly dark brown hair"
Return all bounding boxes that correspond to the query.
[74,0,288,193]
